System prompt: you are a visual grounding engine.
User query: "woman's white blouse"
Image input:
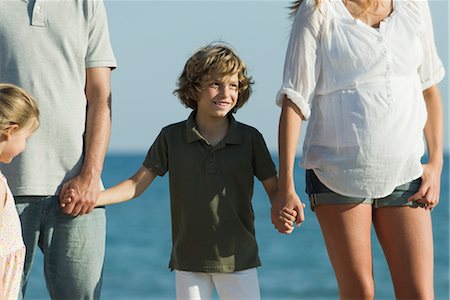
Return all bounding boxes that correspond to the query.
[277,0,445,197]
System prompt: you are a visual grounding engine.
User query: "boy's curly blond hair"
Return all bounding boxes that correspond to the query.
[174,43,254,112]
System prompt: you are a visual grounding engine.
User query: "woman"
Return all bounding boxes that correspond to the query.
[274,0,444,298]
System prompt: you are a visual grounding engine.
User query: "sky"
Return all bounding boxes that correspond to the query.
[105,0,449,154]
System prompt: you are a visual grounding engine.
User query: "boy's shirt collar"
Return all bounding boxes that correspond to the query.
[185,110,243,146]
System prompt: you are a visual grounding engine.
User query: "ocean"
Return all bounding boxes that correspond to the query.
[25,153,449,300]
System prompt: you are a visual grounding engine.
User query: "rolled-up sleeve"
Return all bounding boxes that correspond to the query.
[417,0,445,90]
[276,0,324,120]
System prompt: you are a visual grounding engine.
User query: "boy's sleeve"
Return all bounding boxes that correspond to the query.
[143,129,169,176]
[252,131,277,181]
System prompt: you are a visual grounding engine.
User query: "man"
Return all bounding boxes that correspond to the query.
[0,0,116,298]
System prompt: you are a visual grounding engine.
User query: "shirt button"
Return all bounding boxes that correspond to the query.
[207,167,217,174]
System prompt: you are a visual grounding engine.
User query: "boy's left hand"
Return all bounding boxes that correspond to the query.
[60,188,76,208]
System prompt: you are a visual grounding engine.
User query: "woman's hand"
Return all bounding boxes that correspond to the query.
[407,162,442,210]
[271,188,306,233]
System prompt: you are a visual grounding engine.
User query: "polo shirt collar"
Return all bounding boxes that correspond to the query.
[185,110,243,145]
[25,0,47,27]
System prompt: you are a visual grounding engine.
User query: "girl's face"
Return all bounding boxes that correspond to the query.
[196,72,239,119]
[0,124,34,164]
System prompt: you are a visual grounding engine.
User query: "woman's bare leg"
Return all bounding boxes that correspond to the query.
[315,204,374,299]
[373,207,434,300]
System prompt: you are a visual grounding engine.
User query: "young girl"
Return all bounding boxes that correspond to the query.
[0,83,39,299]
[274,0,444,299]
[63,44,295,300]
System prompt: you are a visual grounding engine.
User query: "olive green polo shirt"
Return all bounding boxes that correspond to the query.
[143,111,277,272]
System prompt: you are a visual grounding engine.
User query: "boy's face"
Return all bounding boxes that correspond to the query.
[196,72,239,119]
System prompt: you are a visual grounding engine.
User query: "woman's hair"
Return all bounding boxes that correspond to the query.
[0,83,40,133]
[174,43,254,112]
[290,0,378,17]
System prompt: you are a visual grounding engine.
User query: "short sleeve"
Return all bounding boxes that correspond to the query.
[417,0,445,90]
[85,0,117,69]
[276,0,324,120]
[143,129,169,176]
[252,131,277,182]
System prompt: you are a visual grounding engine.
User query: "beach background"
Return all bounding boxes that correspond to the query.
[24,154,450,299]
[24,0,448,299]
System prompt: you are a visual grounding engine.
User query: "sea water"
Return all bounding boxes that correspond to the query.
[24,153,449,299]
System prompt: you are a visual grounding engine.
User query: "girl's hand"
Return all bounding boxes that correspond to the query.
[407,163,442,211]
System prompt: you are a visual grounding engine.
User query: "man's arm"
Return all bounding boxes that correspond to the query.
[59,67,112,216]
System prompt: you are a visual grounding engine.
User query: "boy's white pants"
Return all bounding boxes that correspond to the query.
[175,268,260,300]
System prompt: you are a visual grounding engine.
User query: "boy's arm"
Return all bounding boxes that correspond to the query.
[261,176,297,234]
[261,175,278,204]
[97,166,157,206]
[62,166,157,207]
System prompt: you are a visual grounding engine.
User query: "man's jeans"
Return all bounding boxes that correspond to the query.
[15,196,106,300]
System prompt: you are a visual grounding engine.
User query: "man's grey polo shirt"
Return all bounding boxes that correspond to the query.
[143,111,277,272]
[0,0,117,195]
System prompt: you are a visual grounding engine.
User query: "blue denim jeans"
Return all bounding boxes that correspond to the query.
[15,196,106,300]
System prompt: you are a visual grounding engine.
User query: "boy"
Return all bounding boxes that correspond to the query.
[63,43,295,299]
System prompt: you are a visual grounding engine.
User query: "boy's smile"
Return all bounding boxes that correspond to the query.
[197,72,239,118]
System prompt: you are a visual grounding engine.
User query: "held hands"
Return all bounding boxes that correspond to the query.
[59,174,100,216]
[407,163,442,211]
[60,188,76,209]
[271,189,306,234]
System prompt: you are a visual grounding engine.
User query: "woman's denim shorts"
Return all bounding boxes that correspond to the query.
[305,169,423,211]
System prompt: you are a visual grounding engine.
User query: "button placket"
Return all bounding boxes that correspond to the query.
[381,37,393,104]
[205,151,217,175]
[32,0,47,27]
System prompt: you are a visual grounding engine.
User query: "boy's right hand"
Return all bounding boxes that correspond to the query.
[60,188,76,209]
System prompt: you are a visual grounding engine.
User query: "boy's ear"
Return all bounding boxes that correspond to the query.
[1,124,20,140]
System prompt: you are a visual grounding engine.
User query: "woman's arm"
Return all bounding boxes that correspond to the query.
[262,175,298,233]
[408,84,444,210]
[274,97,306,229]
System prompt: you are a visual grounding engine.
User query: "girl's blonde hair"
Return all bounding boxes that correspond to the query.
[174,43,254,112]
[290,0,378,17]
[0,83,40,133]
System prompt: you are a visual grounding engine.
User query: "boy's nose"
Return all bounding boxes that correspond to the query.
[219,86,231,97]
